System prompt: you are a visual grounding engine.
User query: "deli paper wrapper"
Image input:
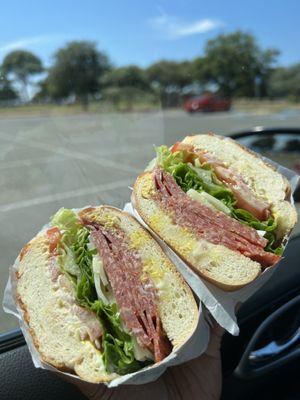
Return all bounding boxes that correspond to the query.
[2,210,210,387]
[127,156,299,336]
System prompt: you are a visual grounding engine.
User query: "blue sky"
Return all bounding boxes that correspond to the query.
[0,0,299,67]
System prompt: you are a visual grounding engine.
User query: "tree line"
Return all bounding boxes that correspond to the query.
[0,31,299,109]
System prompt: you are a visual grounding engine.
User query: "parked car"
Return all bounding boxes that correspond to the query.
[184,93,231,113]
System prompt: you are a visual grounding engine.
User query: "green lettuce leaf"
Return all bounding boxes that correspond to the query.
[173,163,235,208]
[263,232,284,256]
[72,226,97,306]
[155,145,185,173]
[51,209,97,303]
[103,335,141,375]
[155,146,236,209]
[91,301,143,374]
[231,209,282,254]
[50,208,143,375]
[231,209,277,231]
[51,208,80,244]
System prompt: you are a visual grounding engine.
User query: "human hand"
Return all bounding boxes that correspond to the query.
[71,317,224,400]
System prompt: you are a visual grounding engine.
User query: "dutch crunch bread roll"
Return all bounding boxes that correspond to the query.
[16,206,198,383]
[133,133,297,291]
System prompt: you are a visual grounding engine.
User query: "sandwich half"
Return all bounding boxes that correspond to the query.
[133,133,297,291]
[16,206,198,383]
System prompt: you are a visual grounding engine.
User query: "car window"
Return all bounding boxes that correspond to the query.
[0,2,299,333]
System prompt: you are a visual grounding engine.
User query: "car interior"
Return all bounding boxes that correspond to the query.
[0,128,299,400]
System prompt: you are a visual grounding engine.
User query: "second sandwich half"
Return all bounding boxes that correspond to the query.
[133,133,297,291]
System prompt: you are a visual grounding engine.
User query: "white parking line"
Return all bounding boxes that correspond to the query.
[0,143,150,170]
[0,131,141,174]
[0,178,133,212]
[0,155,64,170]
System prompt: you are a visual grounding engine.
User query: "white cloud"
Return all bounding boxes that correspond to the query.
[0,35,64,55]
[149,11,223,39]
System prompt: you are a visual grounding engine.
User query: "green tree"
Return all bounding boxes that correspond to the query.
[146,60,193,106]
[47,41,110,108]
[32,78,51,103]
[101,65,152,110]
[190,57,206,83]
[269,64,300,101]
[102,65,149,90]
[2,50,43,101]
[101,87,122,109]
[0,70,18,102]
[200,31,279,97]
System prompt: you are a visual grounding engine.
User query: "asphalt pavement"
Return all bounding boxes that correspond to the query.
[1,108,300,332]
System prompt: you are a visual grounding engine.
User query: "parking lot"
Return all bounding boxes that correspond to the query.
[1,108,300,331]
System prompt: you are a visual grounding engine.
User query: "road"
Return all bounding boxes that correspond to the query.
[1,109,300,331]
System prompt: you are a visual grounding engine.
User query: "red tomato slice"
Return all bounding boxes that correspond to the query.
[170,142,181,153]
[170,142,194,153]
[46,227,61,254]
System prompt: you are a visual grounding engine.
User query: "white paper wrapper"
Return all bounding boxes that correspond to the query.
[127,156,299,336]
[2,208,210,387]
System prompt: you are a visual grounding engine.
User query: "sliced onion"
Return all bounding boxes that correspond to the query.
[187,189,231,215]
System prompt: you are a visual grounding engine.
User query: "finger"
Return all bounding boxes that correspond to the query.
[235,301,242,312]
[205,312,214,329]
[204,316,225,358]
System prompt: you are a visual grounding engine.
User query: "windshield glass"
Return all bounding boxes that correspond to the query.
[0,1,299,333]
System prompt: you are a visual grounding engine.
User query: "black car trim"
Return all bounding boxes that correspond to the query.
[0,329,25,354]
[231,127,300,139]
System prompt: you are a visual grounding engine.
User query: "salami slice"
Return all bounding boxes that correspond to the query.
[82,218,171,362]
[153,168,280,268]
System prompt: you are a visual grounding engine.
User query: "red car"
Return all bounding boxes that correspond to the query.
[184,94,231,113]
